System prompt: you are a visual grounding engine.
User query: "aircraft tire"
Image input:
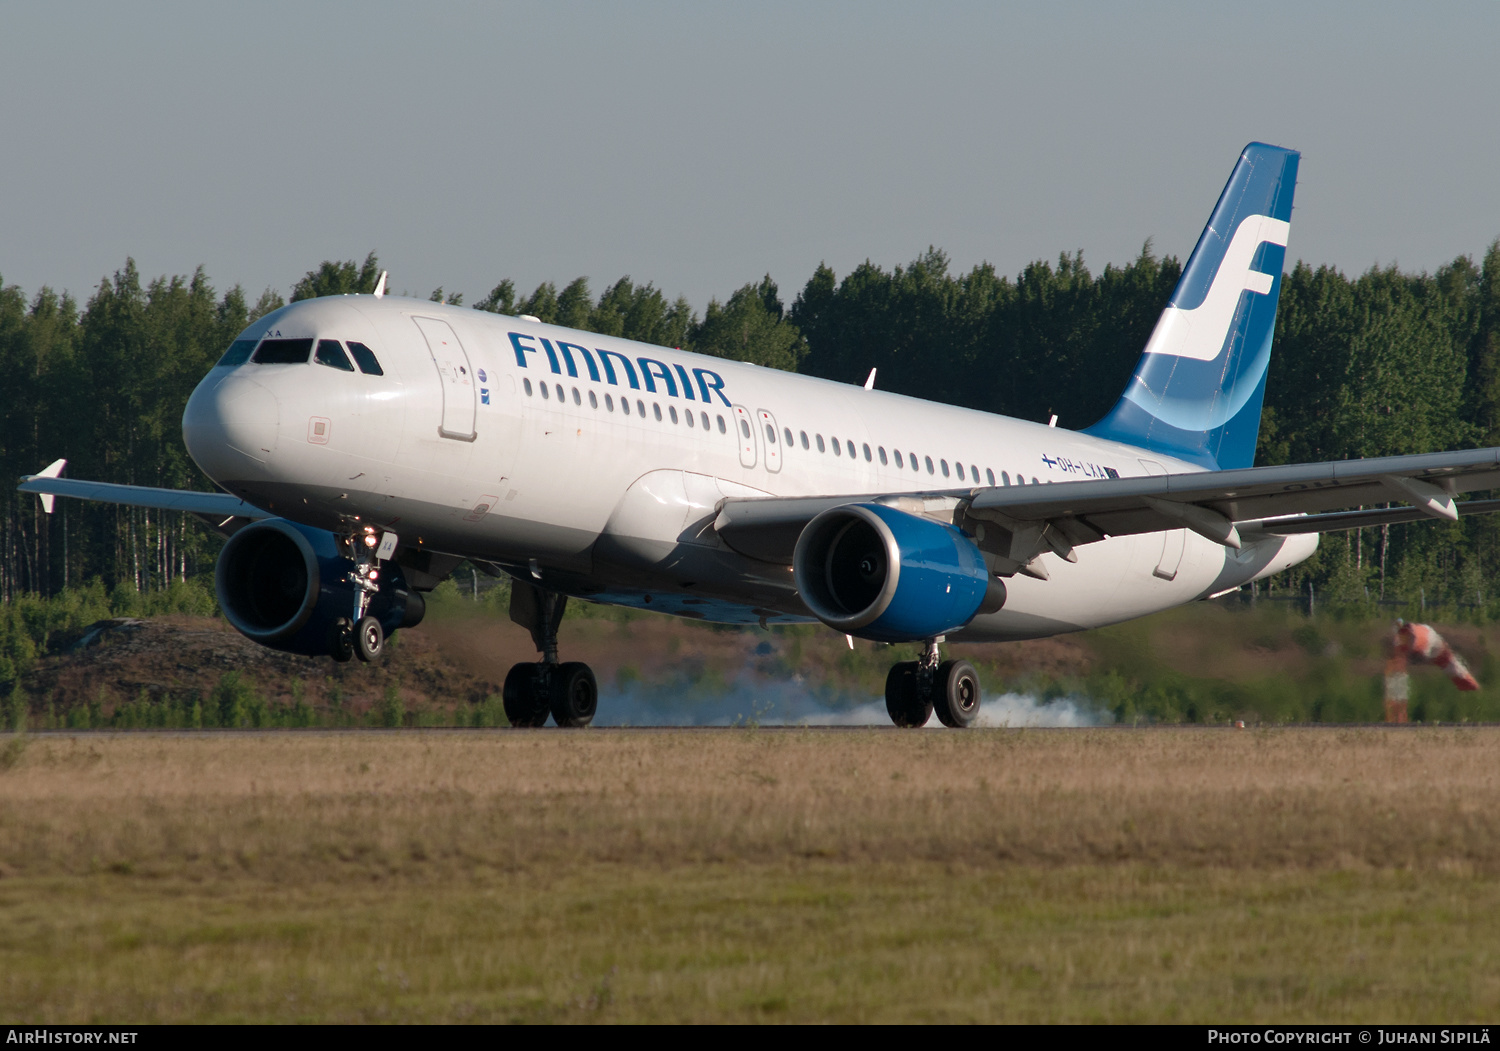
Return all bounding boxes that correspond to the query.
[329,619,354,663]
[354,616,384,663]
[884,662,932,728]
[503,663,550,727]
[934,659,981,728]
[549,662,598,728]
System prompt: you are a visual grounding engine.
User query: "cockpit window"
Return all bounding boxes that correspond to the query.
[346,341,384,376]
[217,339,258,366]
[252,338,314,364]
[315,339,356,372]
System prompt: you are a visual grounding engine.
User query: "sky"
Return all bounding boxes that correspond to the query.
[2,2,1497,313]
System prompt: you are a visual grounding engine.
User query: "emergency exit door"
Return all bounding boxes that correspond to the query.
[413,316,477,441]
[731,405,756,468]
[756,409,782,473]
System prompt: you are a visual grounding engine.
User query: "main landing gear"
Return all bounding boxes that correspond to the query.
[502,581,598,728]
[884,637,982,729]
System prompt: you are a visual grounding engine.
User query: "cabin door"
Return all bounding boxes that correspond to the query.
[413,316,477,441]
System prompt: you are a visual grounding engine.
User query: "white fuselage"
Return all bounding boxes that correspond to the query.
[182,294,1314,641]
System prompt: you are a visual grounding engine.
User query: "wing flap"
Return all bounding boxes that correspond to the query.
[1245,498,1500,536]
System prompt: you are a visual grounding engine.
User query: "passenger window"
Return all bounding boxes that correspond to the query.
[910,452,918,470]
[523,378,533,396]
[346,341,384,376]
[217,339,258,366]
[878,447,887,465]
[1001,471,1009,485]
[556,384,565,401]
[717,415,726,433]
[862,443,872,462]
[670,406,679,424]
[766,424,776,443]
[832,437,841,456]
[589,390,598,409]
[925,456,934,474]
[784,427,793,446]
[686,408,694,427]
[971,464,979,481]
[252,338,314,364]
[740,419,751,439]
[621,397,629,415]
[573,387,581,405]
[987,469,996,486]
[541,383,550,400]
[654,403,663,421]
[606,393,614,411]
[1033,477,1040,485]
[800,431,809,449]
[941,459,950,477]
[816,435,825,452]
[894,450,903,468]
[846,440,855,458]
[955,462,964,481]
[701,412,710,429]
[637,399,646,417]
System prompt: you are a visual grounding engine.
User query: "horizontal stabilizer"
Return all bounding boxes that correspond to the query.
[17,476,270,521]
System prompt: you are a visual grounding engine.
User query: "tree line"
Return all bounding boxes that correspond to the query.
[3,240,1499,615]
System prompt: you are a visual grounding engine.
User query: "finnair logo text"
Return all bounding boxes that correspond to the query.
[509,333,732,407]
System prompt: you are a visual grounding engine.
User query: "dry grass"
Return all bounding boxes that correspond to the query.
[4,728,1499,875]
[3,728,1500,1021]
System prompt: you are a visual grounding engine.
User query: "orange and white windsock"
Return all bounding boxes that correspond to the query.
[1393,621,1480,692]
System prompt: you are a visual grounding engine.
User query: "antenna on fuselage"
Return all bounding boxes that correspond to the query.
[863,368,877,390]
[372,271,388,298]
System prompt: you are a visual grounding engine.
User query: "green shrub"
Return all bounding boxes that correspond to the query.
[378,685,405,728]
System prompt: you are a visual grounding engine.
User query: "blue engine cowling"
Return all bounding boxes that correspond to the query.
[214,518,424,657]
[792,503,1005,642]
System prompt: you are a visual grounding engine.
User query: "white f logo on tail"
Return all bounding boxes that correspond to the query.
[1143,214,1291,363]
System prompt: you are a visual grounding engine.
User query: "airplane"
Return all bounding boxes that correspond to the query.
[20,142,1500,729]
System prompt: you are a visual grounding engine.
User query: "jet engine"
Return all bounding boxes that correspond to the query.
[792,503,1005,643]
[214,518,423,657]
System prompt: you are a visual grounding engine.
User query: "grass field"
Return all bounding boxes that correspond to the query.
[3,727,1499,1022]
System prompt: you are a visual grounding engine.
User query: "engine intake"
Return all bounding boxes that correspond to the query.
[793,503,1004,643]
[215,518,421,656]
[216,519,321,642]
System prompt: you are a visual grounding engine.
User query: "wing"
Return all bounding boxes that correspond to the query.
[18,469,271,535]
[714,446,1500,575]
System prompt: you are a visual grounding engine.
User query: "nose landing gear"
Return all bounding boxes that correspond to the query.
[502,581,598,728]
[884,637,983,728]
[328,526,395,664]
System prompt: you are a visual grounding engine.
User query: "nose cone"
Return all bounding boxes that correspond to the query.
[183,371,280,483]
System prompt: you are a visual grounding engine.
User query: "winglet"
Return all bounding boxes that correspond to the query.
[373,271,388,299]
[25,458,66,513]
[863,368,877,390]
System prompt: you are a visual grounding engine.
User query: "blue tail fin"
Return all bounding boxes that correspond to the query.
[1084,142,1299,470]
